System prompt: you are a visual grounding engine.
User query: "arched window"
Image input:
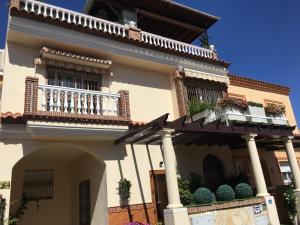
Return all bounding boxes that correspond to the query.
[203,155,225,191]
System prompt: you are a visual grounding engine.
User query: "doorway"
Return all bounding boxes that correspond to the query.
[203,155,225,191]
[79,179,91,225]
[150,170,168,224]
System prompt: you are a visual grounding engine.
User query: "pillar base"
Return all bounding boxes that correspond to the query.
[167,203,183,209]
[256,192,270,197]
[264,196,280,225]
[164,207,189,225]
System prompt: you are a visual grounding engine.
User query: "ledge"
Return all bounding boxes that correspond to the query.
[187,197,265,214]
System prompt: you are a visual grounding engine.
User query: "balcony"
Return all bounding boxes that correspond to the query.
[16,0,216,61]
[24,77,130,124]
[190,100,289,126]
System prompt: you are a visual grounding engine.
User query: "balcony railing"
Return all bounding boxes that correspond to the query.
[19,0,215,59]
[141,31,214,58]
[24,77,131,123]
[38,85,120,116]
[192,107,289,126]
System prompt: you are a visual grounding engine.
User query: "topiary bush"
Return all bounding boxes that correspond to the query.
[235,183,253,199]
[193,187,213,204]
[216,185,235,201]
[178,178,193,206]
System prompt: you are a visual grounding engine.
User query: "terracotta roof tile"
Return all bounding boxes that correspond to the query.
[41,47,112,65]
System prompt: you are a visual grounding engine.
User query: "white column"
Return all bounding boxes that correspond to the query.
[243,133,269,197]
[283,136,300,191]
[160,128,182,209]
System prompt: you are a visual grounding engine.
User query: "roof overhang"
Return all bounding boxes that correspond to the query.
[83,0,219,43]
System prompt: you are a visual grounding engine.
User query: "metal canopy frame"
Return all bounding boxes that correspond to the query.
[115,114,299,151]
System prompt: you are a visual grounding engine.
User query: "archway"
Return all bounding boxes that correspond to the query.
[9,144,107,225]
[203,155,225,191]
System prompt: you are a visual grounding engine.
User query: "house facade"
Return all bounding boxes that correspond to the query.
[0,0,300,225]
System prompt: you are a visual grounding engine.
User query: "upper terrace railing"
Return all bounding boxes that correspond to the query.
[141,32,214,58]
[19,0,215,59]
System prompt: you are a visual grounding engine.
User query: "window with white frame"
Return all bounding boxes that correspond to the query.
[279,161,293,184]
[47,66,102,91]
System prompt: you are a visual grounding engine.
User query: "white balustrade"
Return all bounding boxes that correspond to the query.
[20,0,215,59]
[141,31,214,58]
[38,85,120,116]
[21,0,128,37]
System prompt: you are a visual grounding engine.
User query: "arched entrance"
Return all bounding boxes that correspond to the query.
[203,155,225,191]
[9,144,107,225]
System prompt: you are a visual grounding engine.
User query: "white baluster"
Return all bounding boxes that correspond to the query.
[24,1,29,11]
[57,90,61,112]
[107,96,111,115]
[103,23,107,32]
[30,2,35,13]
[73,14,77,24]
[113,97,118,116]
[98,22,102,31]
[77,93,82,113]
[102,96,106,115]
[50,8,53,18]
[84,17,87,27]
[49,89,54,112]
[62,11,65,21]
[43,6,48,17]
[64,91,68,113]
[78,16,82,25]
[37,4,42,15]
[108,24,112,34]
[90,94,94,114]
[41,88,46,111]
[55,9,60,19]
[94,21,98,29]
[96,95,100,115]
[117,27,121,36]
[89,19,93,29]
[70,92,75,113]
[83,93,88,114]
[122,28,126,37]
[67,13,71,23]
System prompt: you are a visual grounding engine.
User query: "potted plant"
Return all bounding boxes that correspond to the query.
[118,178,132,203]
[188,100,216,124]
[218,97,248,124]
[264,103,288,125]
[247,101,267,123]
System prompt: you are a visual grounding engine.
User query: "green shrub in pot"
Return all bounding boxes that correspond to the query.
[193,187,213,204]
[188,100,215,116]
[235,183,253,199]
[216,184,235,201]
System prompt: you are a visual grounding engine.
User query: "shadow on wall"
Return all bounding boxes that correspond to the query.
[9,142,108,225]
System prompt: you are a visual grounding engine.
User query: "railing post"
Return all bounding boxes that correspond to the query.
[119,90,130,120]
[128,25,141,41]
[24,77,39,114]
[10,0,20,10]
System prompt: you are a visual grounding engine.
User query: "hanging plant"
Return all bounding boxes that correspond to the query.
[218,97,248,111]
[118,179,132,200]
[247,101,264,108]
[265,103,285,116]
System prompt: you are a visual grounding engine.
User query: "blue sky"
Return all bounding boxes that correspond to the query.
[0,0,299,125]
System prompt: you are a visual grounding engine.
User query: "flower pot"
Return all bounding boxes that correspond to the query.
[267,114,288,125]
[221,107,247,124]
[192,110,217,125]
[247,106,267,123]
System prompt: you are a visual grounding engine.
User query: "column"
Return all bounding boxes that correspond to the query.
[283,136,300,191]
[243,133,269,197]
[160,128,182,208]
[283,136,300,222]
[160,128,189,225]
